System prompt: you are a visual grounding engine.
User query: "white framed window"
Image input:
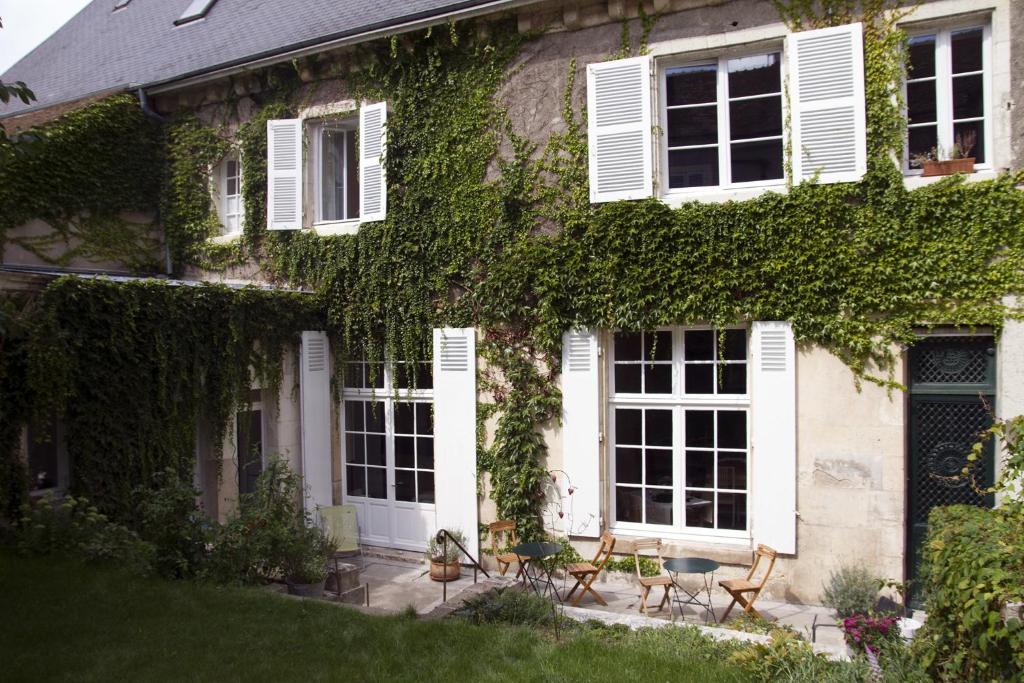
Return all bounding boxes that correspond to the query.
[341,361,434,505]
[659,51,785,193]
[905,24,990,170]
[236,394,265,497]
[608,328,750,538]
[215,152,243,235]
[313,118,360,225]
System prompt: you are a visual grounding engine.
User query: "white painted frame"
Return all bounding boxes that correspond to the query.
[606,326,752,544]
[658,48,787,198]
[216,152,244,236]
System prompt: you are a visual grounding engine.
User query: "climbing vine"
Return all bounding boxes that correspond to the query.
[3,4,1024,537]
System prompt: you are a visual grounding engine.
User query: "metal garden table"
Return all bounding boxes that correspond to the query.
[664,556,720,624]
[510,541,563,600]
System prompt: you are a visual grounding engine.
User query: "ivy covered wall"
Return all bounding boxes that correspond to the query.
[2,1,1023,536]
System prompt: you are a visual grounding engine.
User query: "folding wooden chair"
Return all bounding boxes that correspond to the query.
[565,531,616,606]
[488,520,522,578]
[719,544,777,621]
[633,538,673,614]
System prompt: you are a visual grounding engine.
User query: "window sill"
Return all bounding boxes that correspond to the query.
[313,220,360,236]
[660,183,788,207]
[903,167,999,189]
[208,232,242,245]
[606,527,754,564]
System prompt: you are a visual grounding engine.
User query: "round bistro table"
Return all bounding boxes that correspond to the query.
[510,541,563,601]
[664,557,720,624]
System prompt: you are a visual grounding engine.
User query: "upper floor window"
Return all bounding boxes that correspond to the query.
[215,152,243,235]
[661,52,784,192]
[906,25,988,170]
[316,120,360,223]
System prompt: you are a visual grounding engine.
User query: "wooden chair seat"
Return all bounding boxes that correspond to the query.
[495,551,519,564]
[632,538,672,615]
[639,575,673,588]
[567,561,597,574]
[720,578,758,591]
[719,544,778,621]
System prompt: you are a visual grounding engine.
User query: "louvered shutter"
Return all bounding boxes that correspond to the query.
[432,328,478,558]
[586,56,654,203]
[300,331,332,514]
[788,22,866,184]
[359,102,387,222]
[266,118,303,230]
[751,322,797,555]
[561,330,601,537]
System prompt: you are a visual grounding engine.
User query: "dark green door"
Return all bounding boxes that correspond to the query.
[907,336,996,601]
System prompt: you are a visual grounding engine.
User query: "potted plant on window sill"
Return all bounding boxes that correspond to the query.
[427,529,465,582]
[913,131,977,177]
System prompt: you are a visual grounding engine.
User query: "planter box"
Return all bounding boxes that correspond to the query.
[921,158,975,177]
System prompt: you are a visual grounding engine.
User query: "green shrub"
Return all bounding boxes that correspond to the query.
[822,565,878,618]
[131,469,210,579]
[14,494,155,575]
[455,587,559,627]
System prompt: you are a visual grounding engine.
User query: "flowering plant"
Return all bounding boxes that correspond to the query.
[841,613,900,655]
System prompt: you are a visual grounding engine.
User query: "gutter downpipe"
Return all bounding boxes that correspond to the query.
[136,87,173,275]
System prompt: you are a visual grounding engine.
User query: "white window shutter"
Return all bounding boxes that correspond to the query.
[359,102,387,223]
[751,321,797,555]
[432,328,478,559]
[300,331,332,514]
[560,330,601,537]
[586,55,654,203]
[788,22,867,184]
[266,118,303,230]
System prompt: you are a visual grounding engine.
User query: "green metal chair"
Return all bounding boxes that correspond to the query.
[319,504,362,566]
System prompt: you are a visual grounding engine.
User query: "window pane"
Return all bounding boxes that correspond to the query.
[395,436,415,468]
[686,410,714,448]
[616,486,643,523]
[615,332,642,360]
[344,364,364,389]
[717,411,747,449]
[908,126,938,168]
[345,434,364,463]
[616,448,643,484]
[729,96,782,140]
[684,364,713,394]
[953,120,984,163]
[686,450,714,488]
[718,452,747,490]
[646,489,673,525]
[720,364,747,394]
[394,402,414,434]
[908,35,935,78]
[645,410,673,447]
[346,466,365,497]
[717,492,747,530]
[614,364,642,393]
[646,451,673,486]
[668,148,719,188]
[395,471,416,502]
[685,491,714,527]
[321,129,345,221]
[951,28,982,74]
[727,53,780,98]
[907,81,936,124]
[416,403,433,434]
[616,409,643,445]
[667,106,718,147]
[418,437,434,469]
[367,467,387,499]
[952,74,983,120]
[730,139,784,183]
[418,472,435,504]
[365,434,386,466]
[643,364,673,394]
[365,402,385,432]
[685,330,714,360]
[723,329,747,360]
[665,64,717,106]
[645,331,673,361]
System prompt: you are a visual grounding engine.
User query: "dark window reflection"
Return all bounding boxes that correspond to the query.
[666,64,717,105]
[731,139,784,183]
[951,28,982,74]
[727,53,780,98]
[908,35,936,78]
[668,148,719,188]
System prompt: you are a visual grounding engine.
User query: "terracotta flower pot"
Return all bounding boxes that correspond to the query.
[921,157,975,177]
[429,559,461,582]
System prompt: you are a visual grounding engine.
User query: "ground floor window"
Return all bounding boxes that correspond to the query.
[609,327,750,536]
[236,398,264,497]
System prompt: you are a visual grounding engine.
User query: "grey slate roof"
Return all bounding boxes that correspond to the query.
[1,0,511,117]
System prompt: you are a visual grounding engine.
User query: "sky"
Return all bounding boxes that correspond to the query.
[0,0,92,74]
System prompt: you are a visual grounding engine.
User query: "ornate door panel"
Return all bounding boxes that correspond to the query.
[907,336,995,599]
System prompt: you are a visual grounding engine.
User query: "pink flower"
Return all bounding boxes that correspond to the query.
[550,473,557,482]
[567,486,576,495]
[558,511,565,518]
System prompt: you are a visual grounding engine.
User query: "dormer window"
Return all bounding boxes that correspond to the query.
[175,0,218,26]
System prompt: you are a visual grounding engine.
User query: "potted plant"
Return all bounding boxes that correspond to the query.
[913,130,976,177]
[283,524,332,598]
[427,529,465,582]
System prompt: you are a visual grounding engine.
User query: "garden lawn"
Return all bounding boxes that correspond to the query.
[0,552,750,683]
